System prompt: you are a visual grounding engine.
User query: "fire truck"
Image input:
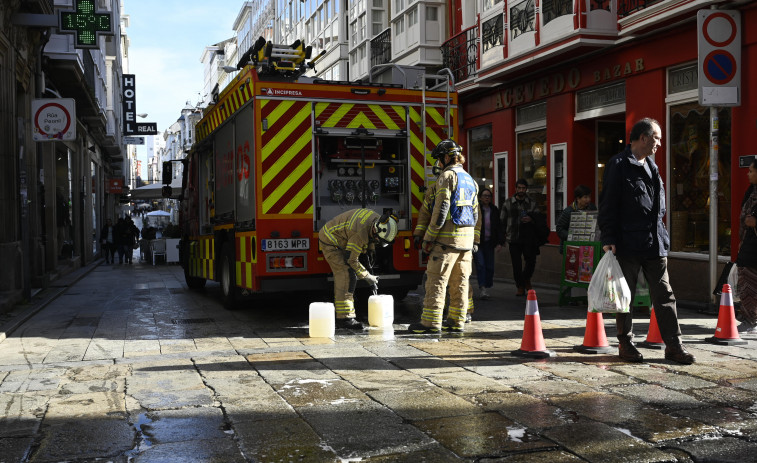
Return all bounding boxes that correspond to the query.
[175,38,458,308]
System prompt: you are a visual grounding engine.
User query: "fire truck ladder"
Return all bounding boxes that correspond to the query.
[421,69,454,188]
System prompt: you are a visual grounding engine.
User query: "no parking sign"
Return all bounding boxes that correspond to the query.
[697,10,741,106]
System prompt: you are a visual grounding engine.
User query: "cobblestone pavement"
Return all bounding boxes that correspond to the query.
[0,258,756,462]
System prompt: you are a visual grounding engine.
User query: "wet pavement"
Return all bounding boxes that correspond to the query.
[1,255,756,462]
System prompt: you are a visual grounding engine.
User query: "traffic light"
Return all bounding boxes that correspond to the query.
[162,161,172,184]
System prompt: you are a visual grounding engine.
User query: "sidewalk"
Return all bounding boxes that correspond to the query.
[1,257,756,461]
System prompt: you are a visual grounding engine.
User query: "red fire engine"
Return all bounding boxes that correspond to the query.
[174,38,458,308]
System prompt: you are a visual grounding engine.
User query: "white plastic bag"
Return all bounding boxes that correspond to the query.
[729,264,739,302]
[587,251,631,313]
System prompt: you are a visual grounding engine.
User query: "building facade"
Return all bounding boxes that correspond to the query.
[443,0,756,302]
[1,0,127,308]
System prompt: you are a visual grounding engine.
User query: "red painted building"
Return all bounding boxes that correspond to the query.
[442,0,756,302]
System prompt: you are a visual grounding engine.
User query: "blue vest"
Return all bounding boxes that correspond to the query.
[450,166,477,226]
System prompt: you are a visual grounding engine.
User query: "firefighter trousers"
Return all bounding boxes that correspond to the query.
[421,245,472,329]
[321,243,358,319]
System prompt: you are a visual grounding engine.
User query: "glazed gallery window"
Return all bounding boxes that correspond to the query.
[469,124,493,192]
[669,103,731,255]
[516,129,547,213]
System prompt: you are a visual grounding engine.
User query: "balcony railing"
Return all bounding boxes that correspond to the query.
[441,24,478,83]
[370,28,391,68]
[618,0,665,18]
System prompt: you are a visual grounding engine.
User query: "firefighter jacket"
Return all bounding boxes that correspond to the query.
[318,208,378,279]
[419,164,481,251]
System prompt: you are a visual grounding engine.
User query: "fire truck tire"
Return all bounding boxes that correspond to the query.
[184,265,206,290]
[220,244,240,309]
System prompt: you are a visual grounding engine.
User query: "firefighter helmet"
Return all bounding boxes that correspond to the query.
[374,212,398,247]
[430,139,461,160]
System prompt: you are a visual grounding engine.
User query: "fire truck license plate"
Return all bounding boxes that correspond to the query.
[261,238,310,251]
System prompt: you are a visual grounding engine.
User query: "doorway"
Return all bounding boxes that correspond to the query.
[596,120,626,197]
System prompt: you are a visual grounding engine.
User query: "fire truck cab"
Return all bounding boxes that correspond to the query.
[176,38,458,308]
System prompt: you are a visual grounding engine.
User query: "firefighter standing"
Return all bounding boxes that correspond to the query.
[410,140,480,334]
[319,208,399,330]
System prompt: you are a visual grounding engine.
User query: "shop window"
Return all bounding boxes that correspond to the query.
[516,129,547,213]
[469,125,493,192]
[669,103,731,255]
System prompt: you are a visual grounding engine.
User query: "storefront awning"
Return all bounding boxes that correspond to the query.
[128,178,182,200]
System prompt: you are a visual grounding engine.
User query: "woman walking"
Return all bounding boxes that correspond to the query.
[473,188,505,299]
[736,159,757,333]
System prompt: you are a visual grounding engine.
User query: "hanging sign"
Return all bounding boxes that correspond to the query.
[32,99,76,141]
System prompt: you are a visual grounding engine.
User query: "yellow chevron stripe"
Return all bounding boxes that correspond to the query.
[323,103,353,127]
[261,103,310,164]
[347,111,376,129]
[369,104,399,130]
[281,177,313,215]
[262,128,311,211]
[427,107,446,126]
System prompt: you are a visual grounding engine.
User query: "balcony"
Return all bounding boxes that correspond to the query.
[441,24,478,85]
[370,28,391,68]
[442,0,706,91]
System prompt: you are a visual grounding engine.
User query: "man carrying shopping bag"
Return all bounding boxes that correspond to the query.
[598,118,695,365]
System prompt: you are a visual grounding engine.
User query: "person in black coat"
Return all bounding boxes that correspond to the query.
[100,218,116,264]
[473,188,505,299]
[598,117,695,365]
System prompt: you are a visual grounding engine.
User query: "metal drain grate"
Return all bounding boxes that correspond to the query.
[171,318,215,325]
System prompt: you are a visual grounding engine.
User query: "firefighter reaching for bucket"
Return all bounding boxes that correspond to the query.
[319,208,399,330]
[409,139,481,334]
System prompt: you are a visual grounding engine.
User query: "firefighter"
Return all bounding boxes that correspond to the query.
[319,208,399,330]
[410,139,480,334]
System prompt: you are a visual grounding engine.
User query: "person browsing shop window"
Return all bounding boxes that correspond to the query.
[598,117,695,365]
[474,188,505,300]
[556,184,597,254]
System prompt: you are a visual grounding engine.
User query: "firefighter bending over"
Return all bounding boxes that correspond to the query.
[409,139,480,334]
[319,208,399,330]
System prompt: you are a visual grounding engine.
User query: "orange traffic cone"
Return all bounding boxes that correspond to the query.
[573,311,613,354]
[707,284,748,345]
[512,290,556,358]
[638,307,665,350]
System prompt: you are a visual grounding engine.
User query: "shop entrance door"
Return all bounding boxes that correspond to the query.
[596,120,626,197]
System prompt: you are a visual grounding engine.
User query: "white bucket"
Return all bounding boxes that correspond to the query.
[368,294,394,328]
[309,302,335,337]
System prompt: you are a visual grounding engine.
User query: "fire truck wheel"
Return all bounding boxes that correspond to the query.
[221,244,240,309]
[184,265,206,290]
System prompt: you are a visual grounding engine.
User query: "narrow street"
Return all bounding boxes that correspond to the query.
[1,258,756,462]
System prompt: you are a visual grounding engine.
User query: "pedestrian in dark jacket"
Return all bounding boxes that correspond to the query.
[598,117,695,365]
[100,218,116,264]
[500,178,539,296]
[122,218,139,264]
[474,188,505,299]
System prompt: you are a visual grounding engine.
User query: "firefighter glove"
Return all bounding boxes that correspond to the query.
[472,244,479,254]
[364,274,379,286]
[413,236,423,249]
[422,240,434,254]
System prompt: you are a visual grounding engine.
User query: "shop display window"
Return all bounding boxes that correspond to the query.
[469,124,493,192]
[516,129,547,212]
[669,103,731,255]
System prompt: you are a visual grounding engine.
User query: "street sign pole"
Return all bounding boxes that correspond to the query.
[709,108,719,303]
[697,9,741,303]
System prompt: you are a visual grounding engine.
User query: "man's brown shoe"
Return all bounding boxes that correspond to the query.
[664,344,696,364]
[618,340,643,362]
[515,287,525,296]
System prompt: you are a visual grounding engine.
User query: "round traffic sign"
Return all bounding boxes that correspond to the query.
[34,102,72,139]
[703,50,737,85]
[702,12,737,47]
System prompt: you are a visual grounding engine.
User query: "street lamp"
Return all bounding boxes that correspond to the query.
[137,113,148,118]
